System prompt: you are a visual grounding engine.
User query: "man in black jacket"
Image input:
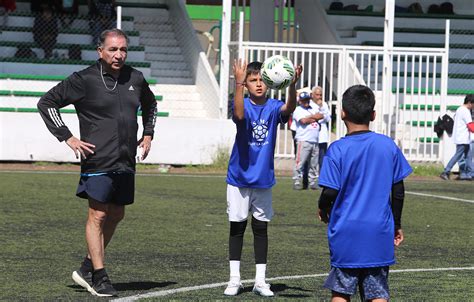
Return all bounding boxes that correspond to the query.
[37,28,157,297]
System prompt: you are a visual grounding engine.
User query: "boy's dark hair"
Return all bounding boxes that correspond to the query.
[342,85,375,124]
[464,94,474,104]
[246,61,262,79]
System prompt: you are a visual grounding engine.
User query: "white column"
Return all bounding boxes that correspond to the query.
[238,11,244,59]
[441,19,451,166]
[219,0,232,119]
[116,6,122,29]
[381,0,394,135]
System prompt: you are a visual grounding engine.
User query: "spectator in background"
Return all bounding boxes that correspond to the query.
[31,0,60,13]
[290,98,309,189]
[440,95,474,180]
[0,0,16,26]
[293,91,324,190]
[59,0,79,28]
[33,5,59,59]
[312,86,331,170]
[88,0,116,45]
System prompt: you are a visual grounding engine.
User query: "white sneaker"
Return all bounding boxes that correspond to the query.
[224,280,243,296]
[252,282,274,297]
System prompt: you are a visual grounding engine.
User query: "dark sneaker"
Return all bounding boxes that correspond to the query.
[91,274,118,297]
[72,270,93,292]
[439,173,449,180]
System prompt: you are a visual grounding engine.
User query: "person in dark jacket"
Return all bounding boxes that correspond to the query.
[88,0,116,45]
[33,5,58,59]
[37,28,157,297]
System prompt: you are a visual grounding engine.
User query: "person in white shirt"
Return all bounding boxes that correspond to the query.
[312,86,331,170]
[440,95,474,180]
[293,91,324,190]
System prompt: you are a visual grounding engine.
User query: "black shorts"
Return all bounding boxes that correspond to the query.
[76,173,135,205]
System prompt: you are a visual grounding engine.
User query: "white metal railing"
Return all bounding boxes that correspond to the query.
[227,41,449,162]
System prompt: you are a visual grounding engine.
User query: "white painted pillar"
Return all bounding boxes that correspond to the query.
[238,11,244,59]
[116,6,122,29]
[219,0,232,119]
[441,19,451,166]
[381,0,394,135]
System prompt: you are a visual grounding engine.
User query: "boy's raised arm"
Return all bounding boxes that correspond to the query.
[281,65,303,116]
[233,59,247,121]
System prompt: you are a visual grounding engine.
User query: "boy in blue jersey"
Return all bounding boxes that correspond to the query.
[224,59,302,297]
[318,85,412,302]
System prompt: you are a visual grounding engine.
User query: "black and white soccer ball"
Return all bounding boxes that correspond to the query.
[252,124,269,142]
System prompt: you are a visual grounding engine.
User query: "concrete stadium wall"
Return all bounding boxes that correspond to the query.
[0,113,236,165]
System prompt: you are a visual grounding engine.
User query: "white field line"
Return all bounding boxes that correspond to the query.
[3,171,474,203]
[112,266,474,301]
[406,191,474,204]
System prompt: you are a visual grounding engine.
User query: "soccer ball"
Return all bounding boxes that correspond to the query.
[252,124,268,142]
[261,55,295,90]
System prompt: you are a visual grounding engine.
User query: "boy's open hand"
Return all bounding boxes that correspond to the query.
[319,208,330,224]
[394,228,404,246]
[291,64,303,85]
[233,58,247,84]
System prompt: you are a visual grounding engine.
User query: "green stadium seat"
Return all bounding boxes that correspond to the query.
[417,137,440,143]
[411,121,436,127]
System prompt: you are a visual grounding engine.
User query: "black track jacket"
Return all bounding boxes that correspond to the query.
[38,60,157,174]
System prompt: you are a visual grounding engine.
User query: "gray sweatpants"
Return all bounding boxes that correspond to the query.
[293,141,319,185]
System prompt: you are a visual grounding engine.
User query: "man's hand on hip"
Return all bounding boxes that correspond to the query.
[66,136,95,159]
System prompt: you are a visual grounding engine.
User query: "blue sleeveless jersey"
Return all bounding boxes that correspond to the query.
[319,131,412,268]
[226,98,287,188]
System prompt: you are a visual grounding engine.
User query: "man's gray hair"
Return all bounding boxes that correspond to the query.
[97,28,129,48]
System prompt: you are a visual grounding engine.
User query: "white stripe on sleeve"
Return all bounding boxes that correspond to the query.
[52,108,65,127]
[48,108,64,128]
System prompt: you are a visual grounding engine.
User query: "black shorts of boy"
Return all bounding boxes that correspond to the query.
[76,173,135,205]
[324,266,389,300]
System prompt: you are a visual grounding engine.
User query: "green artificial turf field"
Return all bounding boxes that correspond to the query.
[1,171,473,301]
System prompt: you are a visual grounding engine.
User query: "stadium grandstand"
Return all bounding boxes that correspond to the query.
[0,0,473,167]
